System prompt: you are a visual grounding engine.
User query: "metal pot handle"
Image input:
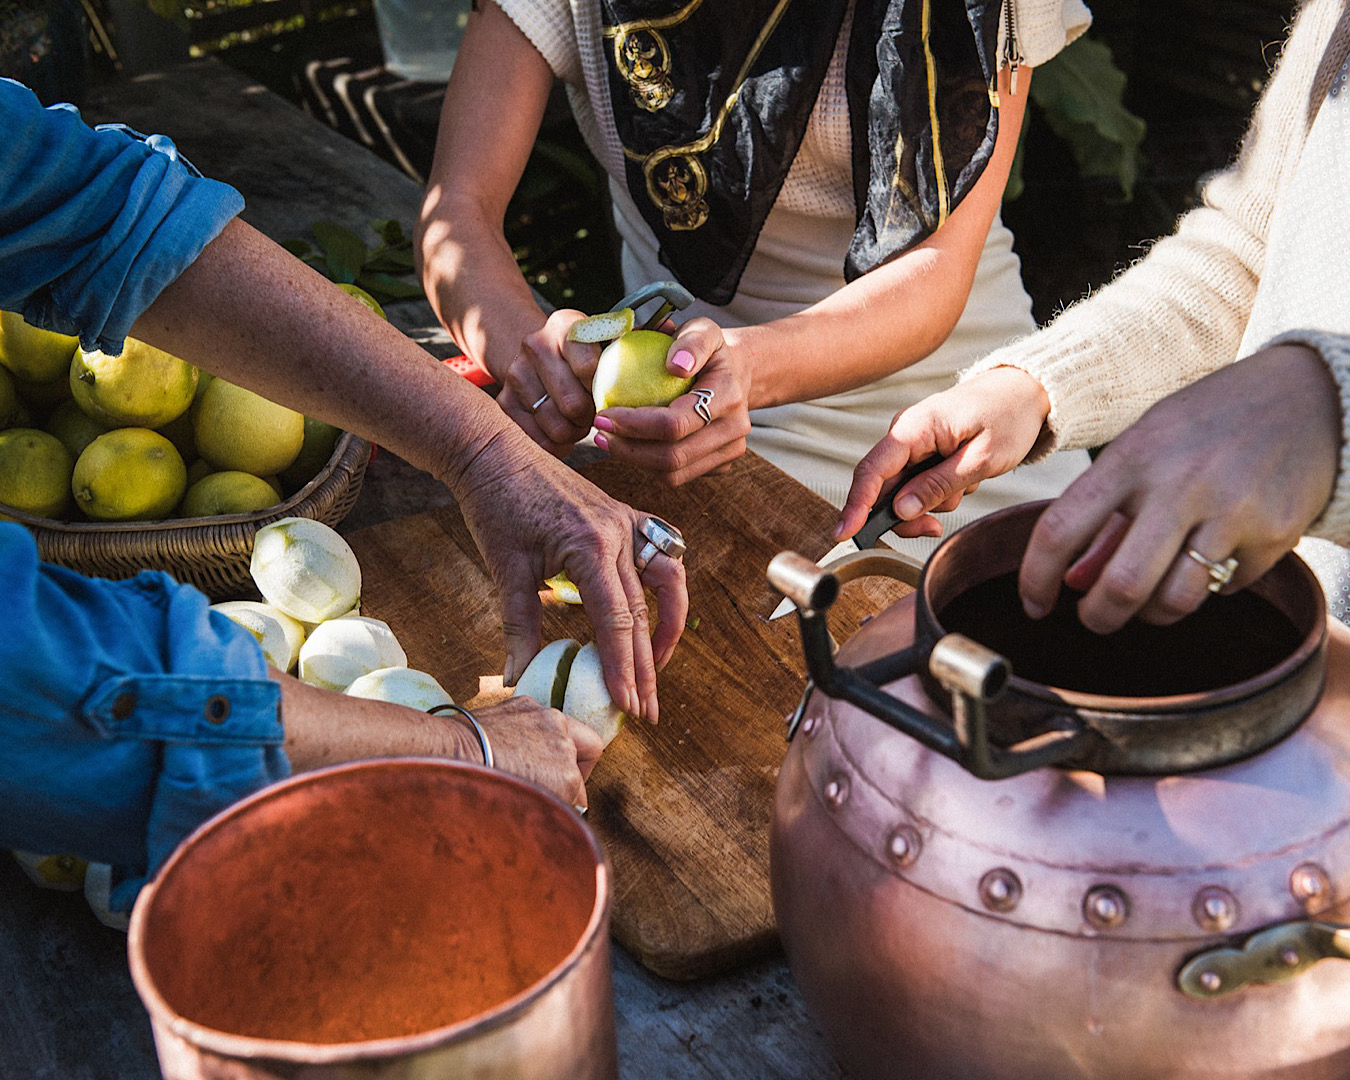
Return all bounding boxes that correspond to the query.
[769,551,1094,780]
[1178,920,1350,1000]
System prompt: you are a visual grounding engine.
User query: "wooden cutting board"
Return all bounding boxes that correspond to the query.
[346,451,909,980]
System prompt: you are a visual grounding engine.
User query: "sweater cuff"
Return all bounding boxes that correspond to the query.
[1264,330,1350,545]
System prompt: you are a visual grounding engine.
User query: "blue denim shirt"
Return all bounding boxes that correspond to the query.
[0,524,288,910]
[1,83,285,907]
[0,77,244,354]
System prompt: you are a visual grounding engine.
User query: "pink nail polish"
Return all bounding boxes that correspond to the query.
[594,431,610,451]
[593,415,614,432]
[670,350,695,374]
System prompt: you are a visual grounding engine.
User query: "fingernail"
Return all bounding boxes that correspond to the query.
[503,656,517,686]
[670,349,695,374]
[897,495,923,520]
[832,521,848,541]
[646,692,659,725]
[593,415,614,432]
[594,432,610,452]
[1022,598,1047,620]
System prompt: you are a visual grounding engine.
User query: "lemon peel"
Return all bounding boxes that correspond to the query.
[566,308,635,344]
[544,570,583,605]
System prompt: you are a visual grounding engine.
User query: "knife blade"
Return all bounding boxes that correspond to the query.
[768,455,940,619]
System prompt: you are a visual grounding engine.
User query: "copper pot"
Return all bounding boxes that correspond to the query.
[128,758,616,1080]
[769,502,1350,1079]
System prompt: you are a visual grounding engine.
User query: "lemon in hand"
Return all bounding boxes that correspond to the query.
[0,429,74,519]
[592,330,692,410]
[0,311,79,383]
[193,378,304,476]
[73,428,186,521]
[71,340,198,428]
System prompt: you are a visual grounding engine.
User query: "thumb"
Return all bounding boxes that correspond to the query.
[495,554,544,687]
[665,317,722,379]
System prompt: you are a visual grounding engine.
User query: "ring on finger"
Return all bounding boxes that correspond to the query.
[1184,548,1239,593]
[634,515,686,572]
[529,393,550,414]
[692,387,715,427]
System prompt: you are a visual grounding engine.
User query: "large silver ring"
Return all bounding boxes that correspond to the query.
[1184,548,1239,593]
[692,387,715,426]
[529,393,550,414]
[428,703,495,769]
[634,514,686,572]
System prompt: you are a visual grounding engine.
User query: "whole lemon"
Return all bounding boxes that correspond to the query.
[0,311,79,383]
[193,379,303,476]
[0,366,18,428]
[71,340,198,428]
[591,330,692,410]
[73,428,186,521]
[46,400,112,461]
[180,471,281,518]
[0,428,73,519]
[278,416,341,493]
[14,370,73,410]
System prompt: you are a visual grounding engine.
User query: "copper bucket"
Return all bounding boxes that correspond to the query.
[127,758,616,1079]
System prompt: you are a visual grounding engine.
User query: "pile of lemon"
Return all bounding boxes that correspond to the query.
[0,312,343,522]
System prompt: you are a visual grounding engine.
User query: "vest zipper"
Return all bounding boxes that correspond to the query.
[1003,0,1023,94]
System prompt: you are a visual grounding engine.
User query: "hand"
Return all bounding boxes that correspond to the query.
[837,366,1051,541]
[473,695,605,808]
[498,309,601,457]
[592,317,752,485]
[454,424,688,723]
[1019,345,1341,634]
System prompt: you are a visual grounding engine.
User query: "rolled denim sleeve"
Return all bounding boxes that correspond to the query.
[0,523,288,910]
[0,77,245,355]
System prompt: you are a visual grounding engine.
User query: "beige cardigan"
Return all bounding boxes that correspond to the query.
[968,0,1350,545]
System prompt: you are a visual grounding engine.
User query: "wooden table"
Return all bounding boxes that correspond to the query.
[0,59,849,1079]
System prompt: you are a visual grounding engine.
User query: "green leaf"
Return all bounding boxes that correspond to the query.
[355,272,425,301]
[310,221,369,285]
[1028,36,1146,201]
[372,219,407,247]
[363,248,418,273]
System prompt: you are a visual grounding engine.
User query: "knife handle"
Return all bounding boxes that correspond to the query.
[854,454,944,549]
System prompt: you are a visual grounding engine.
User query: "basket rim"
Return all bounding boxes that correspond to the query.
[1,431,372,534]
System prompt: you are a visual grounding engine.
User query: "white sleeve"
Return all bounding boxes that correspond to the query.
[492,0,584,85]
[998,0,1093,69]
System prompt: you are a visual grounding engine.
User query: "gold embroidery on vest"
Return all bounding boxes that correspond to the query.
[619,0,796,232]
[603,0,705,112]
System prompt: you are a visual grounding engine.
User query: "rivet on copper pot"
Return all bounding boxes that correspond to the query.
[1192,887,1239,933]
[1290,863,1331,908]
[1083,885,1128,930]
[886,826,921,869]
[1280,947,1301,968]
[1199,971,1222,993]
[979,869,1022,913]
[801,715,820,739]
[823,776,850,810]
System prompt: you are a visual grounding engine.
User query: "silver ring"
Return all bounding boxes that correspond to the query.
[428,703,494,769]
[692,387,714,426]
[1184,548,1239,593]
[635,515,686,575]
[529,393,550,414]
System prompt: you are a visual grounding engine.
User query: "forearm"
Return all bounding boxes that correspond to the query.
[132,218,513,493]
[276,670,480,772]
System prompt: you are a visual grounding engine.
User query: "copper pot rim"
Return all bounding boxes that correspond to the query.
[919,500,1328,714]
[126,757,611,1065]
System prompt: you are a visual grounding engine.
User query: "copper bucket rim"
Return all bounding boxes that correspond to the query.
[919,499,1328,714]
[126,757,611,1066]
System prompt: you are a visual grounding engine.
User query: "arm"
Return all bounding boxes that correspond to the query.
[597,63,1032,485]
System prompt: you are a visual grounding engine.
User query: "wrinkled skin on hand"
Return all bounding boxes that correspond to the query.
[452,422,688,725]
[593,316,752,485]
[1019,344,1341,633]
[473,695,603,808]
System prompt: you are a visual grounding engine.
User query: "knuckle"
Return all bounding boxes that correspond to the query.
[1031,504,1076,550]
[1096,564,1150,609]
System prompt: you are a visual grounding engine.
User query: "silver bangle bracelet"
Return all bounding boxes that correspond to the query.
[428,703,495,769]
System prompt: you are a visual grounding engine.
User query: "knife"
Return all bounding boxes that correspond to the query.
[768,455,941,619]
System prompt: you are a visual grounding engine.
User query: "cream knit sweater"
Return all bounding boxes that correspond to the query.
[968,0,1350,545]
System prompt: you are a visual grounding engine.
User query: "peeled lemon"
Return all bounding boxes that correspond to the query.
[193,378,304,476]
[592,330,692,411]
[0,428,73,518]
[71,339,198,428]
[181,471,280,518]
[0,311,79,383]
[250,516,362,623]
[513,639,581,709]
[211,600,306,672]
[561,642,625,746]
[345,666,453,710]
[73,428,186,521]
[298,615,407,692]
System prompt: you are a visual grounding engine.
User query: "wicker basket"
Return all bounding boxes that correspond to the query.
[4,432,372,600]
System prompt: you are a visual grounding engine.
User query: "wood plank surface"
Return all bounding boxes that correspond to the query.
[348,451,908,979]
